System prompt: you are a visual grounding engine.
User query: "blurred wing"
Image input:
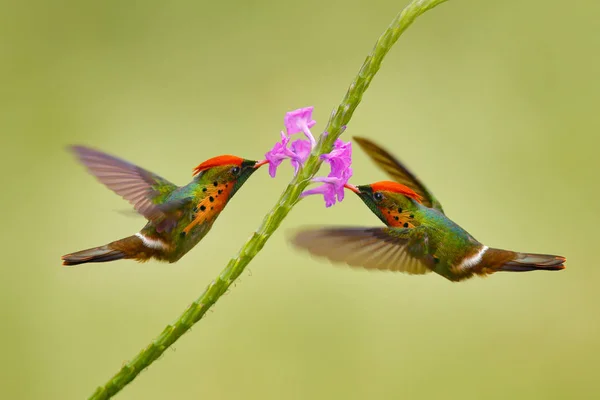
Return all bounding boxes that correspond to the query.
[291,227,435,275]
[71,146,180,224]
[353,136,444,213]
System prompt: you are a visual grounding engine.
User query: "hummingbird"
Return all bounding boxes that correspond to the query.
[62,146,268,266]
[292,136,566,282]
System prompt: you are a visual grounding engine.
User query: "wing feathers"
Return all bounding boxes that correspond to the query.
[292,227,432,275]
[71,146,178,224]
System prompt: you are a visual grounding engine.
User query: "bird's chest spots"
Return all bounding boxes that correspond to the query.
[383,206,417,229]
[182,182,233,235]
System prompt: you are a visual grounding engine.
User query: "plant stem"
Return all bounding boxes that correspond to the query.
[88,0,448,398]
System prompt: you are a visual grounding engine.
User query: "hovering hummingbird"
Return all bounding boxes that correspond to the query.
[292,137,566,282]
[62,146,268,266]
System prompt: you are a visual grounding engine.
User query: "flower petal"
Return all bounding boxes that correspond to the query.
[321,139,352,179]
[290,138,311,162]
[302,184,337,207]
[301,138,353,207]
[284,107,316,136]
[264,131,291,177]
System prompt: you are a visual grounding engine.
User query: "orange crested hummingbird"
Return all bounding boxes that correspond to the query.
[62,146,268,266]
[292,137,566,282]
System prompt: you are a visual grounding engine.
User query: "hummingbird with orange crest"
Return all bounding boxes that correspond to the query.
[292,137,566,282]
[62,146,268,266]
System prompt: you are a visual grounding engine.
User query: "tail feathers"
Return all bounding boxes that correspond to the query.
[62,245,126,266]
[483,248,566,273]
[62,235,149,266]
[498,252,566,272]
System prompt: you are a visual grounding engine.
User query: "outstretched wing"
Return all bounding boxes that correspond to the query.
[71,146,180,225]
[291,226,435,275]
[353,136,444,213]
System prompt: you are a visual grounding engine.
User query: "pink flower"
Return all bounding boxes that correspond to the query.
[301,139,353,207]
[264,131,291,178]
[321,139,352,177]
[284,106,316,148]
[265,107,318,178]
[289,139,312,175]
[301,180,338,208]
[264,107,354,207]
[301,166,353,208]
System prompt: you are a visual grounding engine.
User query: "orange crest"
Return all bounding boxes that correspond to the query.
[193,155,244,176]
[370,181,424,203]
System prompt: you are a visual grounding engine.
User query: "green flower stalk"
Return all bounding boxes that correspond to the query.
[88,0,448,398]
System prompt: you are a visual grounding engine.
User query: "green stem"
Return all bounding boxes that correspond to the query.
[89,0,448,398]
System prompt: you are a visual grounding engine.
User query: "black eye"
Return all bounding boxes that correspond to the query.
[231,166,240,175]
[373,192,384,202]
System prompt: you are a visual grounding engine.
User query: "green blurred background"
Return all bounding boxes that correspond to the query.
[2,0,599,399]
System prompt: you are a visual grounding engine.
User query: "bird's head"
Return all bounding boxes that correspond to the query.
[344,181,423,225]
[193,155,268,197]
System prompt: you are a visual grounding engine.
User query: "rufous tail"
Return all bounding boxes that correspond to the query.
[480,248,566,274]
[62,235,145,266]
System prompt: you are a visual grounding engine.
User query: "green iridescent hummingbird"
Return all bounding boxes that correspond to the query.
[292,137,566,282]
[62,146,268,266]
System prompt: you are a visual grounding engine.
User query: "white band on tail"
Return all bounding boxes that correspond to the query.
[135,233,167,250]
[458,245,489,270]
